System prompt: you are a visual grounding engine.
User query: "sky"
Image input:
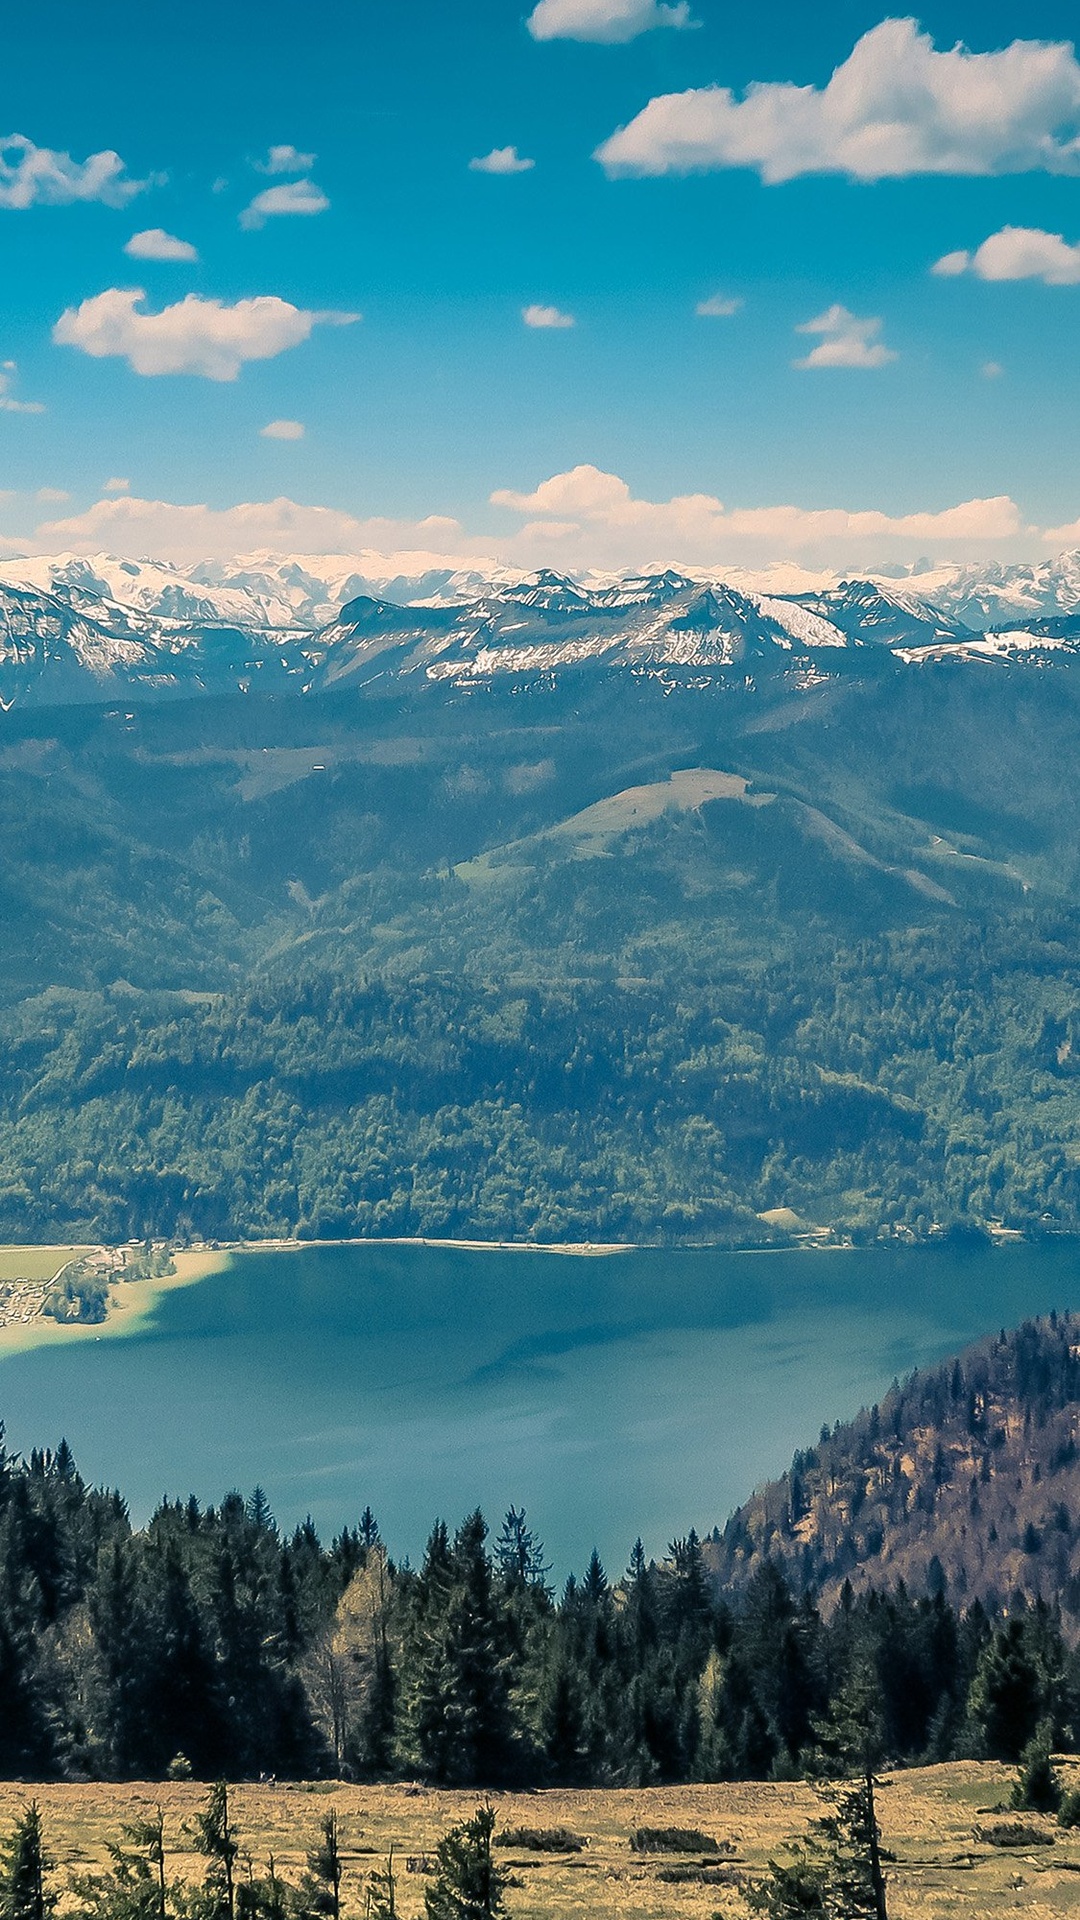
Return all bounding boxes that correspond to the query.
[4,0,1080,573]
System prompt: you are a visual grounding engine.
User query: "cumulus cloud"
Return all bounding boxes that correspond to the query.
[696,293,742,317]
[260,419,305,440]
[52,289,358,381]
[124,227,199,262]
[0,133,149,208]
[596,19,1080,182]
[104,478,130,492]
[528,0,695,42]
[794,304,897,369]
[0,361,44,414]
[469,146,535,174]
[0,469,1042,575]
[490,463,1024,565]
[19,493,477,567]
[523,303,576,328]
[933,224,1080,283]
[240,179,329,228]
[255,145,316,175]
[35,488,69,503]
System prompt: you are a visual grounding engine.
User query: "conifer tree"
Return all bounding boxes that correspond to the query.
[0,1805,55,1920]
[364,1850,397,1920]
[424,1806,507,1920]
[298,1813,343,1920]
[189,1785,238,1920]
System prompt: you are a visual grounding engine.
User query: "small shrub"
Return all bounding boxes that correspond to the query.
[1059,1790,1080,1829]
[630,1827,722,1854]
[974,1821,1054,1849]
[495,1828,584,1854]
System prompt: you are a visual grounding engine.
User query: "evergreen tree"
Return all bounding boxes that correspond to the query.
[189,1785,238,1920]
[0,1806,55,1920]
[424,1807,507,1920]
[364,1850,397,1920]
[298,1815,342,1920]
[1012,1719,1062,1814]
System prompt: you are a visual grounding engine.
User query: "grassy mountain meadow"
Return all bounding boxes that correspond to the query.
[3,640,1080,1242]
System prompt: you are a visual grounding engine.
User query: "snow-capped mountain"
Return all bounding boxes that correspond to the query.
[875,551,1080,632]
[4,551,1080,708]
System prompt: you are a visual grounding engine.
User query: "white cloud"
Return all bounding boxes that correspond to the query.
[0,361,44,414]
[596,20,1080,182]
[696,293,742,317]
[523,303,576,329]
[0,133,149,209]
[52,289,358,381]
[490,463,1023,565]
[124,228,199,262]
[104,478,130,492]
[240,179,329,228]
[469,146,535,174]
[982,360,1005,378]
[931,249,972,277]
[20,494,476,566]
[528,0,695,43]
[933,224,1080,284]
[793,304,897,369]
[260,419,305,440]
[255,145,316,175]
[35,488,69,503]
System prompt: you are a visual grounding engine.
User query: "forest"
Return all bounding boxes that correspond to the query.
[4,654,1080,1245]
[1,1399,1079,1789]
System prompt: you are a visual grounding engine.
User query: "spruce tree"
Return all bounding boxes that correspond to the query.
[424,1806,507,1920]
[189,1784,238,1920]
[364,1849,397,1920]
[299,1813,343,1920]
[0,1805,55,1920]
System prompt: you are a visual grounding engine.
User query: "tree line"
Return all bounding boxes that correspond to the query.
[2,1428,1079,1786]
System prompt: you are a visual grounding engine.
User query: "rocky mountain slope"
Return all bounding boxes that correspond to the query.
[3,553,1080,709]
[707,1314,1080,1626]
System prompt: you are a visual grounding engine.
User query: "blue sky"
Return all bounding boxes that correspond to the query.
[4,0,1080,572]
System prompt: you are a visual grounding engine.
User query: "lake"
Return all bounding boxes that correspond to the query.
[1,1238,1079,1573]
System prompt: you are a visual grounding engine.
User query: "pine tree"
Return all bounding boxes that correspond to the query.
[424,1806,507,1920]
[0,1805,55,1920]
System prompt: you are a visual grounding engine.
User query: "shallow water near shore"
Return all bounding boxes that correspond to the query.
[1,1238,1077,1570]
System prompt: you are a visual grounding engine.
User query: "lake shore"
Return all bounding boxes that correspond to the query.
[0,1247,232,1359]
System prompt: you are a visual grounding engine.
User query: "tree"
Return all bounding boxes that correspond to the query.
[1012,1719,1062,1814]
[749,1778,888,1920]
[298,1814,342,1920]
[364,1850,397,1920]
[0,1805,55,1920]
[424,1806,507,1920]
[968,1619,1050,1762]
[189,1785,238,1920]
[72,1811,168,1920]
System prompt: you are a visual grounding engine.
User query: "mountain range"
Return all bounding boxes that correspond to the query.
[3,547,1080,709]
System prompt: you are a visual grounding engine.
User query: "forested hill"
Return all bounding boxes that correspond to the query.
[707,1314,1080,1624]
[8,617,1080,1242]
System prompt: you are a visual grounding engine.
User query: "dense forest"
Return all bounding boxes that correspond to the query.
[5,655,1080,1243]
[5,1344,1080,1787]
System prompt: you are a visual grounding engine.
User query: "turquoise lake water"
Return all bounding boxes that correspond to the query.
[1,1239,1079,1572]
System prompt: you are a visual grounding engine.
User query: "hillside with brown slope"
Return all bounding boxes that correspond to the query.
[705,1313,1080,1625]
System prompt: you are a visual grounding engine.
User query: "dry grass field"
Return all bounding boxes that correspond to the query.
[8,1764,1080,1919]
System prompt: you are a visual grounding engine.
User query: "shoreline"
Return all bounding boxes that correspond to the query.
[0,1248,231,1361]
[0,1224,1045,1361]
